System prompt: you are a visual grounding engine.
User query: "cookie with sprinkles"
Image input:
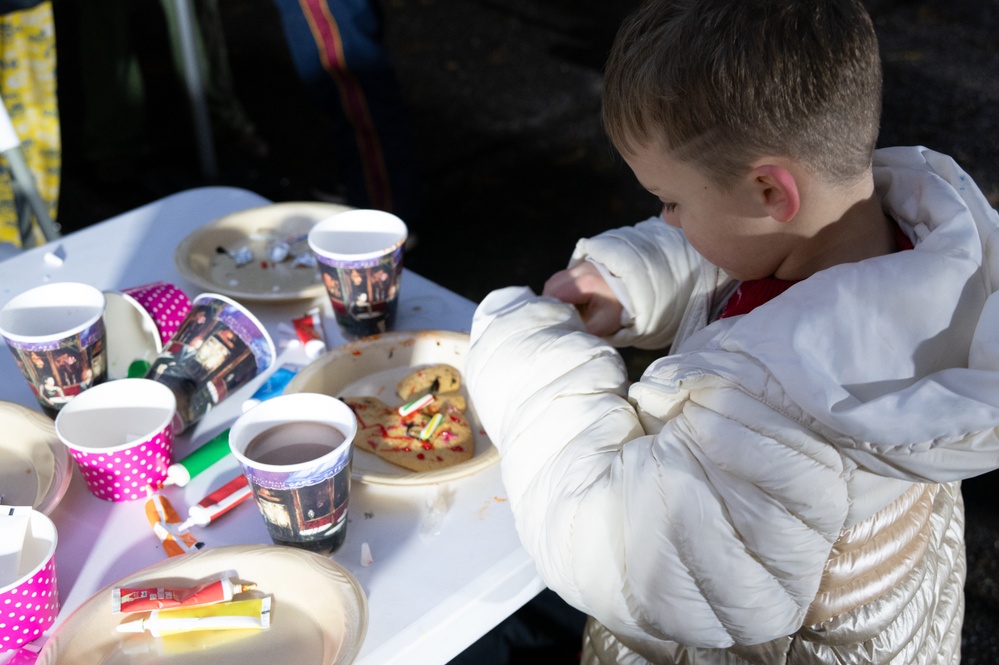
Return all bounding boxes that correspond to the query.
[342,395,474,473]
[396,363,462,400]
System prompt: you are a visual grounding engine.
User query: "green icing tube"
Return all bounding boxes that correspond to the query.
[164,429,231,487]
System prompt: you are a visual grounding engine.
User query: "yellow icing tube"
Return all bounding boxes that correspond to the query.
[116,596,271,637]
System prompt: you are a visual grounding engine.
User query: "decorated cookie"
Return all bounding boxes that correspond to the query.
[342,395,474,473]
[396,363,462,400]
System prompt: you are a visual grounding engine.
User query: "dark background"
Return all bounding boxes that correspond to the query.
[51,0,999,660]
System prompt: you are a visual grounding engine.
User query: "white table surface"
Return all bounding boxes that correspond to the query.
[0,187,544,664]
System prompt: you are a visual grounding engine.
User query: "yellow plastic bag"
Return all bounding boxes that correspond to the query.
[0,1,59,247]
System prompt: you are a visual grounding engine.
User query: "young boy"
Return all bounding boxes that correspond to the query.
[465,0,999,662]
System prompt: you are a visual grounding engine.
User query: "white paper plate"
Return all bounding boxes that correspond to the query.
[285,330,500,486]
[104,292,163,380]
[37,545,368,665]
[174,202,353,302]
[0,401,72,514]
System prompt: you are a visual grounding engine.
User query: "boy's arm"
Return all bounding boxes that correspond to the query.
[467,296,849,648]
[566,216,705,349]
[542,262,624,337]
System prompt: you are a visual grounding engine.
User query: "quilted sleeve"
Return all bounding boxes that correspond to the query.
[569,216,705,350]
[467,295,850,648]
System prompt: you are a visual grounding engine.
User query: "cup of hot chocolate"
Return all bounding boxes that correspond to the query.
[228,393,356,555]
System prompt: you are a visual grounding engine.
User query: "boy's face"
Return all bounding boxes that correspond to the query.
[623,144,793,281]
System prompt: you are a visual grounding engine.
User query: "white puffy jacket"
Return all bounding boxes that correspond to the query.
[465,147,999,663]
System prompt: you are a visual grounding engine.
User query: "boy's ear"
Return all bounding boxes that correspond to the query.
[749,163,800,223]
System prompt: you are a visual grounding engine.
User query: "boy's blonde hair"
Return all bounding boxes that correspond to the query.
[603,0,883,187]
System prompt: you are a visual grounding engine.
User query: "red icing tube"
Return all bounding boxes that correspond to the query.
[112,576,255,613]
[292,307,327,358]
[178,474,253,531]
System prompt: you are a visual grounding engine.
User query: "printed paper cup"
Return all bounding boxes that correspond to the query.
[122,281,192,346]
[308,210,407,338]
[230,393,356,555]
[0,510,58,652]
[145,293,275,433]
[0,282,108,417]
[54,379,177,502]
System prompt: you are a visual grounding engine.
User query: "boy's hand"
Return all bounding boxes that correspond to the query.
[543,263,624,336]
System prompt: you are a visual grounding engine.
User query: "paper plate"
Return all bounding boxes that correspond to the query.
[104,292,163,380]
[37,545,368,665]
[174,202,353,302]
[285,330,500,486]
[0,401,72,514]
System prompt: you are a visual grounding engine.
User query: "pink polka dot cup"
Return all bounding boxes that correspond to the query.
[0,509,58,652]
[54,379,176,502]
[122,282,192,346]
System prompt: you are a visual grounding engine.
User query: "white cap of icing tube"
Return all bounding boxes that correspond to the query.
[304,339,326,359]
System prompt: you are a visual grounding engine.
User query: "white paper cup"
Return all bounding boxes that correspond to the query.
[229,393,356,555]
[308,210,407,339]
[54,379,177,502]
[0,282,108,416]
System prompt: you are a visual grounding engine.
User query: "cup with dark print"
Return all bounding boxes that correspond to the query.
[0,282,108,417]
[308,210,407,339]
[145,293,275,434]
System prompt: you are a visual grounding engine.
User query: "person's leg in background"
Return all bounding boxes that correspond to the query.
[158,0,269,163]
[74,0,147,184]
[270,0,422,227]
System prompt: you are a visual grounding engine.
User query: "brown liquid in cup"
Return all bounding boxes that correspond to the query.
[243,421,347,465]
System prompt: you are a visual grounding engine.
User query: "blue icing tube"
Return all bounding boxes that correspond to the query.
[241,364,302,412]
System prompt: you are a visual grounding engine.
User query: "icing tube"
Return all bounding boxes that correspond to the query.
[112,574,255,613]
[116,597,272,637]
[144,492,204,557]
[177,474,253,531]
[163,429,231,487]
[241,364,301,412]
[292,307,327,359]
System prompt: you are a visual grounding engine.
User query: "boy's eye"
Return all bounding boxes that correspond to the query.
[661,203,677,214]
